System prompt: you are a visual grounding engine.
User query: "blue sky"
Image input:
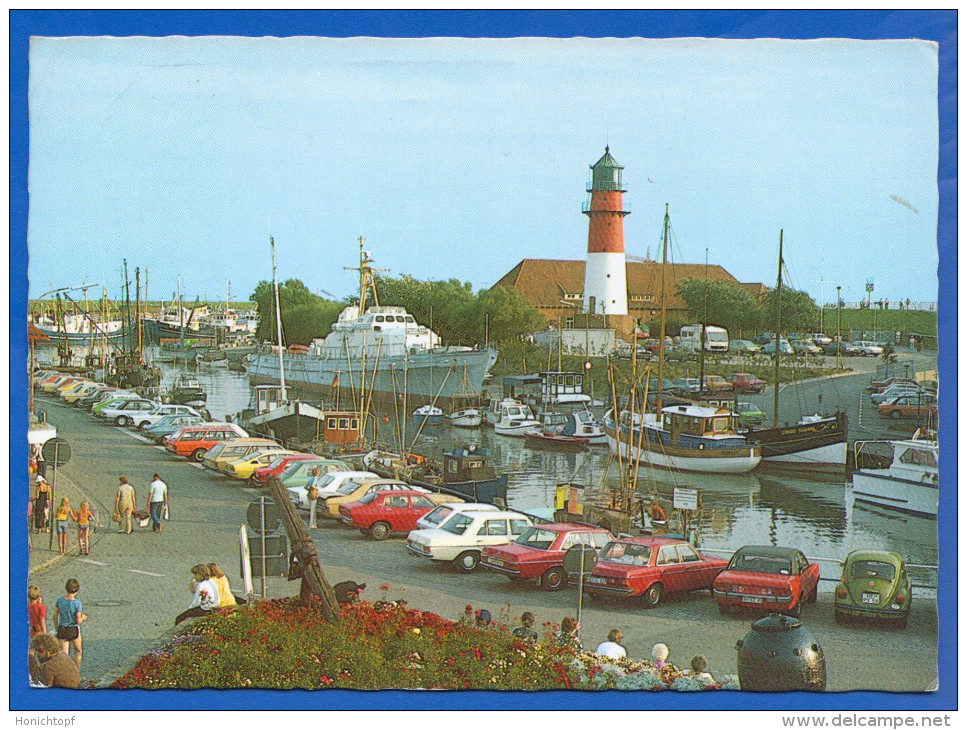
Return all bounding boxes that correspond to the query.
[26,35,939,306]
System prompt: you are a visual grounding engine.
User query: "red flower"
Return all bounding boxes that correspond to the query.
[319,676,333,686]
[380,584,390,591]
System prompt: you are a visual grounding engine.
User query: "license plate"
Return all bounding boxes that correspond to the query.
[741,596,764,604]
[862,592,879,604]
[488,558,503,567]
[587,576,606,585]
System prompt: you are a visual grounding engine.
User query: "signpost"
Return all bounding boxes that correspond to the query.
[246,497,283,597]
[674,487,699,546]
[43,438,71,551]
[563,543,598,640]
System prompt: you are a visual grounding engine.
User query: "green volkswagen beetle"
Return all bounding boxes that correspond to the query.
[735,401,766,427]
[834,550,911,628]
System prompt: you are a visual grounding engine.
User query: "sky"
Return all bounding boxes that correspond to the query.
[25,33,940,308]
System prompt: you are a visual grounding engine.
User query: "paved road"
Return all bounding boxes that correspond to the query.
[27,390,939,692]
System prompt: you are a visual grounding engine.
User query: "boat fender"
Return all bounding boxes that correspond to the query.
[649,504,667,522]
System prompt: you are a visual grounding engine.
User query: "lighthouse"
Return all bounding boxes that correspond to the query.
[582,147,629,316]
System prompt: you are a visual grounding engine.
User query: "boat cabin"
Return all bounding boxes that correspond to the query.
[442,445,497,485]
[660,404,740,438]
[501,371,590,410]
[320,411,361,446]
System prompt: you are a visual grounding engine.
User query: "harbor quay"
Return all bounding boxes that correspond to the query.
[26,394,938,692]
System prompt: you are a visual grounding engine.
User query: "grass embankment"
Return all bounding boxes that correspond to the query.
[490,342,838,401]
[833,309,937,341]
[110,597,734,691]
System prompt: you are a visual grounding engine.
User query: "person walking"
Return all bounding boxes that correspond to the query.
[73,500,94,555]
[28,585,47,638]
[34,475,51,533]
[146,473,168,533]
[53,497,75,555]
[115,475,136,534]
[306,467,320,529]
[53,578,86,670]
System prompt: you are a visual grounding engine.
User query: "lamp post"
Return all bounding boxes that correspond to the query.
[866,278,875,341]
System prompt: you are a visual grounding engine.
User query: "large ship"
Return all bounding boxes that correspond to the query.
[243,240,498,406]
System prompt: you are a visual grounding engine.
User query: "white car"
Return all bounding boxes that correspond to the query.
[406,509,534,572]
[415,502,500,531]
[286,470,379,510]
[810,333,833,346]
[133,404,202,429]
[853,340,884,356]
[98,398,159,426]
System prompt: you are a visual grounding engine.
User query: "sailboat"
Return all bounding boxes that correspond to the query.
[748,231,848,473]
[447,366,483,428]
[238,238,357,447]
[602,206,762,474]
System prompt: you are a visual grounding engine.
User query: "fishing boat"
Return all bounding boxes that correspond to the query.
[851,434,938,517]
[603,206,761,474]
[166,375,207,408]
[412,405,445,427]
[748,231,848,472]
[523,430,589,452]
[446,366,484,428]
[558,409,608,445]
[195,348,229,368]
[243,238,498,405]
[493,402,541,437]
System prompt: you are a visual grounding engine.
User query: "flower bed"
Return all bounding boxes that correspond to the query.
[111,597,737,690]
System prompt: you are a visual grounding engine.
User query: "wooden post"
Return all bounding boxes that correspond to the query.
[265,474,340,622]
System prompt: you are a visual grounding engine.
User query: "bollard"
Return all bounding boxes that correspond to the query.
[735,613,826,691]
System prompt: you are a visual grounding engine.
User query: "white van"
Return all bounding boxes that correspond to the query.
[679,324,729,353]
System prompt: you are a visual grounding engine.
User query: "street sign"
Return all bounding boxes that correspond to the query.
[563,543,598,575]
[248,534,288,577]
[247,497,281,534]
[41,437,71,466]
[673,487,698,511]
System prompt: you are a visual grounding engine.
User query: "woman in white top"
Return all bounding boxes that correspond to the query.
[175,564,220,624]
[594,628,627,659]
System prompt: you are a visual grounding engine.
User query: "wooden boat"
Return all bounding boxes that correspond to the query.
[523,430,589,452]
[166,375,207,407]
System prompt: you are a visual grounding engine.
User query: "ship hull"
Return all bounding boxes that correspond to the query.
[751,413,848,473]
[243,348,498,407]
[852,471,938,517]
[605,424,761,474]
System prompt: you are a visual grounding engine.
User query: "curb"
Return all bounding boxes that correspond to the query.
[93,624,183,688]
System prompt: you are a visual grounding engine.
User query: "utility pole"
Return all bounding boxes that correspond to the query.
[836,286,843,370]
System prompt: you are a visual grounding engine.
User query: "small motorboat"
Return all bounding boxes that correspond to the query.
[195,349,229,368]
[493,402,541,437]
[412,405,445,427]
[524,430,590,452]
[448,407,482,428]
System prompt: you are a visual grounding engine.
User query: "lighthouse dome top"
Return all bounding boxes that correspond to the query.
[588,146,625,192]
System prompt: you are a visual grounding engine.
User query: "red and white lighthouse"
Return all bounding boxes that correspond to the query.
[582,147,629,316]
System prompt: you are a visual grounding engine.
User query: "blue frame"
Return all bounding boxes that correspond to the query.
[10,10,955,712]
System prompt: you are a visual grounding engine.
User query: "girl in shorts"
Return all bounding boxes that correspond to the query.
[53,498,74,555]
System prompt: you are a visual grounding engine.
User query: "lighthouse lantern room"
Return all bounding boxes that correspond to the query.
[582,147,629,316]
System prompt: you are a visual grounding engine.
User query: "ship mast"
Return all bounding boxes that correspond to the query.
[656,204,669,414]
[270,236,288,402]
[773,230,783,428]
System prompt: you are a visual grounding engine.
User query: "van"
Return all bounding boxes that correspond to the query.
[679,324,729,353]
[165,423,249,461]
[200,437,280,471]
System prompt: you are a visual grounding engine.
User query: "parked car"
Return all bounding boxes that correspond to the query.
[809,333,833,346]
[868,376,918,392]
[415,502,501,531]
[64,383,113,405]
[582,536,729,607]
[323,478,461,519]
[877,395,938,420]
[728,339,761,354]
[479,523,614,591]
[201,437,280,471]
[821,341,860,357]
[730,373,766,394]
[222,448,298,480]
[852,341,884,356]
[91,393,140,416]
[735,401,766,427]
[870,384,933,405]
[286,470,379,509]
[702,375,733,392]
[834,550,911,628]
[277,459,352,489]
[258,454,337,487]
[144,413,207,442]
[133,404,202,430]
[406,509,534,572]
[338,490,444,540]
[761,340,793,356]
[712,545,820,618]
[98,397,159,426]
[670,377,701,396]
[164,423,249,461]
[791,339,822,356]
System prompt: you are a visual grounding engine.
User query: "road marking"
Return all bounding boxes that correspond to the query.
[79,559,110,566]
[192,462,205,470]
[124,430,155,444]
[128,569,166,577]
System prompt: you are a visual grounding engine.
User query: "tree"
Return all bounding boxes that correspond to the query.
[761,286,820,335]
[675,278,765,334]
[374,275,478,345]
[472,286,546,345]
[249,279,346,344]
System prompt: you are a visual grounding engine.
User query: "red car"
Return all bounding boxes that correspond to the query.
[251,453,320,484]
[877,396,938,420]
[868,377,918,393]
[730,372,766,394]
[338,489,440,540]
[479,523,614,591]
[583,536,728,608]
[712,545,820,618]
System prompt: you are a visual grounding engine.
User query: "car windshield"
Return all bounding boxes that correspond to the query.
[599,542,651,565]
[207,443,227,458]
[357,492,379,505]
[514,527,557,550]
[337,480,363,495]
[315,473,337,490]
[442,514,473,535]
[729,553,792,575]
[850,560,896,581]
[424,506,454,526]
